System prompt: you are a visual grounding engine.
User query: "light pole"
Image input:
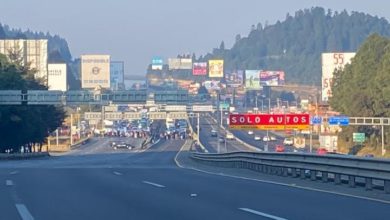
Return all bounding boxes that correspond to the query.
[265,98,271,152]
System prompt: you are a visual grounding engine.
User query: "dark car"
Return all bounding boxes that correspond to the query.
[112,141,133,150]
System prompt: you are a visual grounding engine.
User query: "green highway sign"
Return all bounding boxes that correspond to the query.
[353,133,365,143]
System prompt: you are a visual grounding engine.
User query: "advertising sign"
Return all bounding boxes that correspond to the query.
[151,56,163,70]
[110,61,124,90]
[321,52,356,101]
[203,80,220,90]
[225,70,244,87]
[81,55,110,89]
[180,58,192,69]
[260,71,285,86]
[48,63,67,91]
[229,114,310,130]
[168,58,181,70]
[245,70,261,90]
[168,58,192,70]
[193,62,207,75]
[208,60,224,78]
[192,105,214,112]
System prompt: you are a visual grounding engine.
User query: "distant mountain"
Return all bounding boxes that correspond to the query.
[202,7,390,85]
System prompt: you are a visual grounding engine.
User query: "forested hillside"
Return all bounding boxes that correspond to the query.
[203,7,390,85]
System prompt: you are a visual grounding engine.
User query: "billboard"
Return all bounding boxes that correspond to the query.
[225,70,244,87]
[245,70,261,90]
[229,114,310,130]
[208,60,224,78]
[168,58,192,70]
[193,62,207,75]
[203,80,220,90]
[151,56,163,70]
[260,71,285,86]
[110,61,124,90]
[48,63,67,91]
[81,55,110,89]
[321,52,356,101]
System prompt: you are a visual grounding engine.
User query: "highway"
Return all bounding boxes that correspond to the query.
[0,137,390,219]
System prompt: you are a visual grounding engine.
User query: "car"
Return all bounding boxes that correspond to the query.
[263,136,270,142]
[254,135,261,141]
[317,148,328,155]
[248,130,254,135]
[218,137,225,143]
[275,145,285,152]
[270,136,277,141]
[283,138,294,146]
[226,132,234,140]
[211,129,218,137]
[113,141,133,150]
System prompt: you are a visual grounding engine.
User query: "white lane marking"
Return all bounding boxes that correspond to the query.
[10,171,19,175]
[239,208,288,220]
[15,204,34,220]
[113,171,123,176]
[6,180,13,186]
[142,181,165,188]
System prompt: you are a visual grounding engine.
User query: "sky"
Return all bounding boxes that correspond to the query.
[1,0,390,76]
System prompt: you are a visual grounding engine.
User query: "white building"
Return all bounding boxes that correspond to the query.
[48,63,67,91]
[0,39,48,81]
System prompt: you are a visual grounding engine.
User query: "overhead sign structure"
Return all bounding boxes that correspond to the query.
[328,116,349,126]
[192,105,214,112]
[84,112,102,120]
[321,52,356,101]
[105,112,123,120]
[149,112,167,120]
[168,112,188,119]
[353,133,365,143]
[123,112,142,120]
[208,60,224,78]
[229,114,310,130]
[165,105,187,112]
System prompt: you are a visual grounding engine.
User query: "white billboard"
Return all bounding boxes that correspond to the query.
[110,61,124,90]
[81,55,110,89]
[48,63,67,91]
[321,52,355,101]
[168,58,192,70]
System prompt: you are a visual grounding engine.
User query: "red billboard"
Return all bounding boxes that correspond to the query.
[260,71,285,86]
[229,114,310,130]
[193,62,207,75]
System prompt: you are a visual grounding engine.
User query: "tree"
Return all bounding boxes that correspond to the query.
[0,54,66,153]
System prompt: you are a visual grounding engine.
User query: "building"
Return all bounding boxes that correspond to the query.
[81,54,110,89]
[110,61,124,90]
[0,39,48,81]
[48,63,67,91]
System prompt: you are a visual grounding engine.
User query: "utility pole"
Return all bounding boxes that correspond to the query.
[217,91,220,153]
[197,113,200,144]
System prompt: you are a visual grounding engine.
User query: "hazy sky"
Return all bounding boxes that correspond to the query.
[1,0,389,76]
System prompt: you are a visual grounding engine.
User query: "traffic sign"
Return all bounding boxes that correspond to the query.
[219,103,229,110]
[328,116,349,126]
[311,116,322,125]
[149,112,167,120]
[353,133,365,142]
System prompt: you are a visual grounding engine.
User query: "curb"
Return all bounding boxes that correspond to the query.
[0,152,50,160]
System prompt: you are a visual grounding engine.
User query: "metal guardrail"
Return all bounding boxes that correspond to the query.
[191,151,390,193]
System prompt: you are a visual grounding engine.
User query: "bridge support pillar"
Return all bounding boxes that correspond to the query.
[300,170,306,179]
[282,168,288,176]
[310,170,317,181]
[334,174,341,185]
[277,167,282,176]
[385,181,390,193]
[291,169,297,178]
[322,172,328,182]
[349,176,356,188]
[365,178,373,191]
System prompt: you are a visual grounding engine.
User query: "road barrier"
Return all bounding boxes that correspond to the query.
[0,152,49,160]
[191,151,390,193]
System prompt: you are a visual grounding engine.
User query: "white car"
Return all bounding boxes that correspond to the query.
[254,135,261,141]
[283,138,294,146]
[248,130,254,135]
[263,136,270,142]
[270,136,277,141]
[226,132,234,140]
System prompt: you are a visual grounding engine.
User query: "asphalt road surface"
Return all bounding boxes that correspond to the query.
[0,137,389,220]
